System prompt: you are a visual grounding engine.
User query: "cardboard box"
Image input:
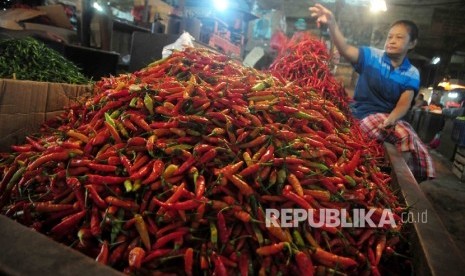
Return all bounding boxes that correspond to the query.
[37,4,74,30]
[0,79,91,152]
[0,8,46,30]
[23,22,78,44]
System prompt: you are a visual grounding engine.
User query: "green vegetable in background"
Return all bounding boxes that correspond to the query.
[0,37,89,84]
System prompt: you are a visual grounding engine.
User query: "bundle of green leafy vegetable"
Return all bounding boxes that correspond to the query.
[0,37,89,84]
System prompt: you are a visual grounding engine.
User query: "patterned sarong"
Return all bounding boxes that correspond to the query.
[360,113,435,181]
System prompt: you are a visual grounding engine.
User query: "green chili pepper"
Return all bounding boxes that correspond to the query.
[251,81,266,91]
[110,110,121,119]
[0,37,89,84]
[294,111,313,120]
[111,209,125,244]
[344,175,357,187]
[144,93,154,115]
[129,97,138,108]
[147,56,169,67]
[292,230,305,248]
[105,112,116,128]
[210,221,218,247]
[124,179,133,192]
[307,162,329,171]
[277,168,287,185]
[252,223,264,246]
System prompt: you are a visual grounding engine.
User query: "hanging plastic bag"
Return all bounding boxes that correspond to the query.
[162,31,195,58]
[270,30,288,54]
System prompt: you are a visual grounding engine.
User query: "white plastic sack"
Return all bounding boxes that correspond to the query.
[162,32,195,58]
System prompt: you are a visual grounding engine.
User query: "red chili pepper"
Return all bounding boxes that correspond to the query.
[95,241,109,265]
[85,185,107,209]
[91,129,111,147]
[343,150,361,174]
[287,173,304,197]
[128,114,152,132]
[33,202,74,213]
[106,156,121,166]
[218,161,244,176]
[224,174,254,196]
[283,186,312,210]
[130,160,154,181]
[105,196,138,210]
[258,144,275,163]
[69,159,91,167]
[199,148,217,164]
[90,206,101,237]
[212,252,227,276]
[121,117,137,131]
[156,183,186,214]
[192,202,206,229]
[65,177,86,208]
[141,159,164,185]
[235,131,249,144]
[11,144,34,152]
[28,151,71,171]
[145,216,158,235]
[357,229,375,246]
[128,247,146,269]
[313,247,357,269]
[87,163,117,173]
[217,211,230,244]
[126,136,146,147]
[184,247,194,276]
[272,157,305,166]
[153,228,189,249]
[142,248,172,264]
[256,242,288,256]
[155,221,184,238]
[239,163,261,177]
[195,175,206,199]
[118,155,132,173]
[303,189,331,202]
[238,135,268,149]
[152,197,202,211]
[150,121,178,129]
[130,154,150,174]
[85,174,126,185]
[295,251,314,276]
[172,156,196,176]
[367,246,376,265]
[267,222,291,243]
[374,235,386,265]
[276,130,298,141]
[109,239,129,266]
[239,252,249,276]
[50,210,87,237]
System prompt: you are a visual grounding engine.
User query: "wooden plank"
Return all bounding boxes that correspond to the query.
[0,215,124,276]
[384,142,465,276]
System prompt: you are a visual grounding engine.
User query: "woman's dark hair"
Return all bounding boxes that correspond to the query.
[391,20,419,42]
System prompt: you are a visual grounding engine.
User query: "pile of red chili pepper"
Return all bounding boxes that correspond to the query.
[0,47,406,275]
[269,31,385,162]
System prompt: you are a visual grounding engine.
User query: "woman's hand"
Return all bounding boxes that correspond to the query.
[381,117,397,129]
[309,4,335,27]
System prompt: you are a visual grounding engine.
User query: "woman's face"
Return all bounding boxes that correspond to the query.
[384,24,416,57]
